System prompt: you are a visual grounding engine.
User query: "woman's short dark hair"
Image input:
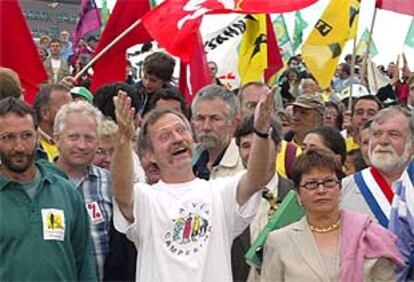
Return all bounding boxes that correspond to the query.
[143,52,175,82]
[347,149,368,172]
[324,101,343,130]
[305,126,347,165]
[289,148,343,190]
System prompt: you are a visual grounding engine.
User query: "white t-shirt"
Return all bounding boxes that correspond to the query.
[51,58,61,83]
[114,171,260,282]
[132,151,146,183]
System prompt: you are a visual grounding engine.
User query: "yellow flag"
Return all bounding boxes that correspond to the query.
[238,14,268,85]
[302,0,360,89]
[349,0,360,39]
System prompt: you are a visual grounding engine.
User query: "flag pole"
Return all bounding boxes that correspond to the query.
[364,7,377,63]
[370,59,379,91]
[287,21,296,57]
[74,18,142,80]
[348,38,357,111]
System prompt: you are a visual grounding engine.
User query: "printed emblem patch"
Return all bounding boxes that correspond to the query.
[85,201,105,225]
[41,209,65,241]
[164,202,211,256]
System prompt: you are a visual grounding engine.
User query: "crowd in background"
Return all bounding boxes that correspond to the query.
[0,29,413,282]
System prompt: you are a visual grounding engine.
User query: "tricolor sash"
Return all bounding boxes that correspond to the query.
[354,167,393,227]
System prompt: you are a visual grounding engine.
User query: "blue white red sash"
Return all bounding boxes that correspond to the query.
[354,167,393,227]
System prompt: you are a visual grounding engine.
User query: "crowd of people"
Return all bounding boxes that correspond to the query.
[0,29,413,282]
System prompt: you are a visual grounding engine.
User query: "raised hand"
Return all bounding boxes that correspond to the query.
[254,86,276,134]
[58,76,76,90]
[113,90,136,140]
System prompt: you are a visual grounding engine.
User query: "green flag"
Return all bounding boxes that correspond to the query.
[405,18,414,48]
[292,11,308,50]
[245,190,305,268]
[150,0,157,8]
[101,0,110,27]
[273,15,294,62]
[356,28,378,57]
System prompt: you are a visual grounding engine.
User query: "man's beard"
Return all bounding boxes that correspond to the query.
[196,132,224,151]
[369,143,411,172]
[0,149,36,173]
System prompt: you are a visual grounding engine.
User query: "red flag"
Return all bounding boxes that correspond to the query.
[0,0,48,104]
[142,0,318,62]
[178,32,212,104]
[90,0,152,92]
[72,0,102,48]
[376,0,414,16]
[264,14,283,82]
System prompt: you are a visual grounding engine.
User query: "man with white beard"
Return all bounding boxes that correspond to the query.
[340,106,414,226]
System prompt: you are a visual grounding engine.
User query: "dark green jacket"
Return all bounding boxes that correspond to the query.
[0,161,97,281]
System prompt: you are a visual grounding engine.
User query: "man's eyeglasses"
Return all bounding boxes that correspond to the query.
[299,178,339,191]
[96,148,114,157]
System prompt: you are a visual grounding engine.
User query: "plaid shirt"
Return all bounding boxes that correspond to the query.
[72,165,113,281]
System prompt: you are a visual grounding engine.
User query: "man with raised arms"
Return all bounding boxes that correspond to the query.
[111,89,276,281]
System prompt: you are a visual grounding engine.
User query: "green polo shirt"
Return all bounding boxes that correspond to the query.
[0,161,97,281]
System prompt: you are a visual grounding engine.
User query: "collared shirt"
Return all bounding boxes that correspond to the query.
[0,161,97,281]
[332,76,360,93]
[210,139,244,179]
[250,174,279,242]
[70,165,113,281]
[193,138,244,180]
[60,42,73,61]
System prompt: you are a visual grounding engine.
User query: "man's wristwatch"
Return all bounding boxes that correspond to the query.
[253,127,269,138]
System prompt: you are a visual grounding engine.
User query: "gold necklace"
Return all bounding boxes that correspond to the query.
[309,218,340,233]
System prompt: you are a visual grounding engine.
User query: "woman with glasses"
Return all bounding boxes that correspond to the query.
[261,149,404,282]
